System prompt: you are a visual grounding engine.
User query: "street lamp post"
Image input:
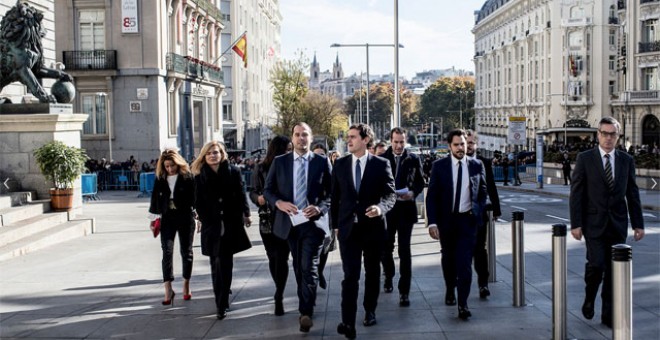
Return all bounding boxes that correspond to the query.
[331,43,403,127]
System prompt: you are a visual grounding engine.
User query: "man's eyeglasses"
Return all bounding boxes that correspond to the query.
[599,130,619,138]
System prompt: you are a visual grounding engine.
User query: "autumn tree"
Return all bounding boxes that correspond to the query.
[270,51,309,136]
[418,76,475,134]
[299,91,348,149]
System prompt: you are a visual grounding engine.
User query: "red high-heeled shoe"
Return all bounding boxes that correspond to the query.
[183,293,192,301]
[162,291,175,306]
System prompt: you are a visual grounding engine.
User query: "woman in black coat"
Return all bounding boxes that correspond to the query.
[148,149,196,305]
[249,136,291,316]
[192,141,252,320]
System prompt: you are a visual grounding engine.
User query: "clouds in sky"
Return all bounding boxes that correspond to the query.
[280,0,486,80]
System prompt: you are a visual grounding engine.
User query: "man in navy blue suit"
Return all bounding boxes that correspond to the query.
[425,129,487,320]
[331,123,396,339]
[264,122,332,333]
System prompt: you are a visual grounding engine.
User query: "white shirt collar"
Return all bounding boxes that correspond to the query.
[352,153,368,164]
[598,146,614,159]
[451,154,465,166]
[294,151,312,161]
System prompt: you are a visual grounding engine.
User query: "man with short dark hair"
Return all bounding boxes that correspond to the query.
[569,116,644,328]
[465,129,501,299]
[331,123,396,339]
[425,129,487,320]
[380,127,425,306]
[264,122,332,333]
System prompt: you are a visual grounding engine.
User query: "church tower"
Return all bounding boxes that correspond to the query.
[309,52,320,88]
[332,53,343,79]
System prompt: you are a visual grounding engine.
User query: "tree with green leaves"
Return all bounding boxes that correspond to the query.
[270,51,309,136]
[418,76,475,134]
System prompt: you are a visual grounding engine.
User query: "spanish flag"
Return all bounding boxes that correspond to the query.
[232,33,247,68]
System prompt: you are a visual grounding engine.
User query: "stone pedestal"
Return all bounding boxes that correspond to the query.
[0,113,88,216]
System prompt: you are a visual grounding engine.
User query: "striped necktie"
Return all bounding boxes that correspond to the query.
[604,154,614,191]
[295,157,307,209]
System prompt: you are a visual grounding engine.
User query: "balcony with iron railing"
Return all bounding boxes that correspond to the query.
[166,53,223,83]
[187,0,223,23]
[641,0,660,5]
[62,50,117,70]
[629,90,660,102]
[639,41,660,53]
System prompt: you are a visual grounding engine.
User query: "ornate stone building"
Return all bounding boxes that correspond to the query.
[473,0,659,153]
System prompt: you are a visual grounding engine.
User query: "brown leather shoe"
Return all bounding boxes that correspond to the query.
[299,315,313,332]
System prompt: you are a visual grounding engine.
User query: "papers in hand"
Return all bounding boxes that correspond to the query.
[289,210,309,226]
[395,188,410,195]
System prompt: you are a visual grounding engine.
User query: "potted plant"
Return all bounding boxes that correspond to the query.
[33,141,88,211]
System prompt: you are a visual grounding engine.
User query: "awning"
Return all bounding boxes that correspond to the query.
[536,127,598,135]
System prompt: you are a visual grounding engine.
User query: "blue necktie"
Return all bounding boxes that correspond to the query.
[453,160,462,213]
[355,159,362,192]
[295,157,307,209]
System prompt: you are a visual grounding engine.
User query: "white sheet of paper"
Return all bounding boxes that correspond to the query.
[395,188,410,195]
[314,213,330,236]
[289,210,309,226]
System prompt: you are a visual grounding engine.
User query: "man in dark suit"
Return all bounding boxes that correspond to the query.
[465,130,501,299]
[331,123,396,339]
[569,116,645,328]
[264,122,332,333]
[380,127,425,306]
[425,129,487,320]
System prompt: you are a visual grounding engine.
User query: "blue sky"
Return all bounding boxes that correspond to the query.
[280,0,487,80]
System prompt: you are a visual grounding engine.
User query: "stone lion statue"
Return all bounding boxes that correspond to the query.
[0,1,73,103]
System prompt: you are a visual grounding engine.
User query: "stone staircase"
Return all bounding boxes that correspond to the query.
[0,193,94,262]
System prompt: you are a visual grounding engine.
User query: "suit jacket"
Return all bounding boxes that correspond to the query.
[382,148,425,224]
[425,156,488,229]
[569,148,644,239]
[148,173,196,220]
[330,154,396,242]
[476,155,502,217]
[194,162,252,257]
[264,152,332,240]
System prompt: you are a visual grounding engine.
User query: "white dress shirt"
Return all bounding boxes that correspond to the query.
[451,154,471,213]
[293,151,311,204]
[598,146,615,179]
[352,153,368,190]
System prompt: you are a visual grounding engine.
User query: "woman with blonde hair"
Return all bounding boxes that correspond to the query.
[148,149,196,305]
[192,141,252,320]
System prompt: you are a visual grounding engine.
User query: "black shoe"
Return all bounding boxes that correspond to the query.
[384,277,393,293]
[399,293,410,307]
[363,311,377,327]
[581,299,594,320]
[337,323,356,339]
[458,306,472,320]
[601,316,612,328]
[319,274,327,290]
[479,286,491,299]
[274,300,284,316]
[216,308,227,320]
[445,289,456,306]
[299,315,313,332]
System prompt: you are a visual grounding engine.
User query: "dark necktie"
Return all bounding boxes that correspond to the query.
[394,155,401,178]
[604,154,614,191]
[453,160,463,213]
[355,159,362,192]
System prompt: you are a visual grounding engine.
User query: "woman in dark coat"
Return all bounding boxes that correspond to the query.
[249,136,291,316]
[191,141,252,320]
[148,149,196,305]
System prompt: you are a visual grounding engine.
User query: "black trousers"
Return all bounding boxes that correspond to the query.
[439,213,477,307]
[260,231,290,301]
[210,252,234,310]
[339,224,385,327]
[382,211,414,294]
[472,214,489,288]
[287,222,324,316]
[563,169,571,185]
[584,224,625,321]
[160,211,194,282]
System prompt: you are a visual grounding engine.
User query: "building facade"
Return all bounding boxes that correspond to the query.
[54,0,226,163]
[220,0,281,154]
[473,0,659,153]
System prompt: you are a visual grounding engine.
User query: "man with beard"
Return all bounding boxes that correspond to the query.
[425,129,487,320]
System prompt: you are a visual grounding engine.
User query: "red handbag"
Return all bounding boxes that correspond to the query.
[150,218,161,238]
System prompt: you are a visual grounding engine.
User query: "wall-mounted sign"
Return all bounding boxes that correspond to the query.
[130,101,142,112]
[121,0,139,33]
[507,116,526,145]
[137,88,148,100]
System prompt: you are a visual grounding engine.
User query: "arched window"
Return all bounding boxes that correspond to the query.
[641,114,660,147]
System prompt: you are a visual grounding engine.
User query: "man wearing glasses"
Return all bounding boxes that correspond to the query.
[569,116,645,328]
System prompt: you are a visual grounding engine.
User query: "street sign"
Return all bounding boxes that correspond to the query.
[508,117,526,145]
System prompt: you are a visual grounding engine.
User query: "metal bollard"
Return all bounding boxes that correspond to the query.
[612,244,632,340]
[552,224,567,340]
[511,211,525,307]
[487,207,497,282]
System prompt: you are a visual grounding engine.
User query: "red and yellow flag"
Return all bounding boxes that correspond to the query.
[232,33,247,68]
